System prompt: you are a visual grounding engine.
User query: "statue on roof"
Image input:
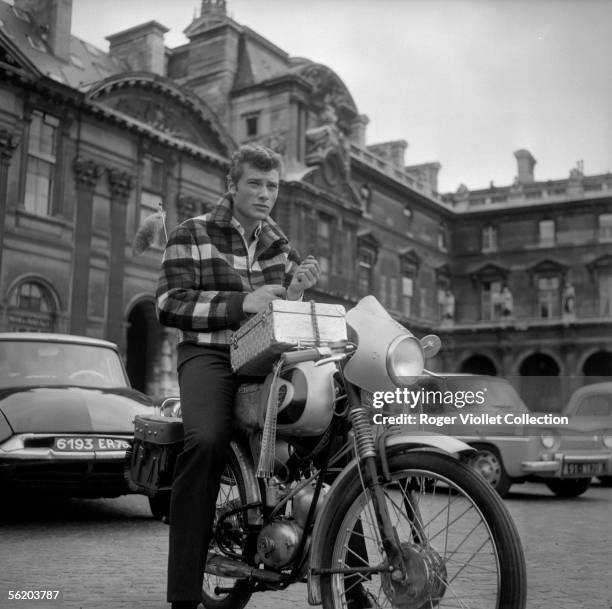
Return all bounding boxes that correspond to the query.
[305,95,351,179]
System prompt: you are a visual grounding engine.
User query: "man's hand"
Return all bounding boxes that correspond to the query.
[243,284,287,314]
[287,255,320,300]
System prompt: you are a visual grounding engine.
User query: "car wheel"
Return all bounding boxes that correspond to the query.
[469,445,512,498]
[148,490,171,521]
[597,476,612,488]
[545,478,591,498]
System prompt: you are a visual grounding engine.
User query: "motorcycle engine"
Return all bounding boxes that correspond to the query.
[255,520,303,569]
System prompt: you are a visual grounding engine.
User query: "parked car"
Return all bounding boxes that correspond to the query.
[0,333,155,500]
[560,382,612,487]
[388,374,612,497]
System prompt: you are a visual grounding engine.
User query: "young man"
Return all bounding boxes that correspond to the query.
[156,144,319,609]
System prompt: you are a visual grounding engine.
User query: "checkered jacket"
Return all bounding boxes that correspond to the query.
[156,195,298,346]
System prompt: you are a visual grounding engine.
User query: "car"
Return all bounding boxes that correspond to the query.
[0,332,155,501]
[383,374,612,497]
[560,382,612,487]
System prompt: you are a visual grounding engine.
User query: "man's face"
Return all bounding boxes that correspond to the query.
[229,163,279,231]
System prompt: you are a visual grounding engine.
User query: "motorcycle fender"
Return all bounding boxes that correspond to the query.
[306,432,475,605]
[229,439,263,525]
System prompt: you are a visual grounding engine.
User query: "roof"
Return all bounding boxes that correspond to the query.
[0,1,127,88]
[0,332,118,349]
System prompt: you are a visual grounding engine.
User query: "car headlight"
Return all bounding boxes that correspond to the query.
[386,335,424,386]
[160,397,182,418]
[602,430,612,449]
[540,430,557,449]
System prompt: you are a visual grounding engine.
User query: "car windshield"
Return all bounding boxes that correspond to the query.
[574,394,612,417]
[416,375,529,413]
[0,340,129,389]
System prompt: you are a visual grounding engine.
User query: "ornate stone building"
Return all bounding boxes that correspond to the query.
[0,0,610,406]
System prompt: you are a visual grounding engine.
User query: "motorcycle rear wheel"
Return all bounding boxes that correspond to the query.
[201,450,252,609]
[320,450,526,609]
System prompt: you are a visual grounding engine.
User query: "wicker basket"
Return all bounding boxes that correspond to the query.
[230,300,347,376]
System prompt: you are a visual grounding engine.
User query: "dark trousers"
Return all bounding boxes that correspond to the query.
[167,347,239,603]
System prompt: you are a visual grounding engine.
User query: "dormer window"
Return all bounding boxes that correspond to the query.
[245,114,259,138]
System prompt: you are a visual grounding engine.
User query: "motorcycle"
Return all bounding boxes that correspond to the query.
[157,295,527,609]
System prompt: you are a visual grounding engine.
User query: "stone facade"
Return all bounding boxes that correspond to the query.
[0,0,610,405]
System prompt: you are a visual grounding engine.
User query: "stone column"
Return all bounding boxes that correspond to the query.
[106,168,133,351]
[0,129,21,285]
[70,156,102,335]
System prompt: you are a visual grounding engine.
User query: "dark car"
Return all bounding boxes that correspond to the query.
[0,333,154,499]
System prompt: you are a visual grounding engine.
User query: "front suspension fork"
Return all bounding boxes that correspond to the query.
[345,382,407,579]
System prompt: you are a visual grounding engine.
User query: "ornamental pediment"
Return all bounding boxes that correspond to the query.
[86,73,233,156]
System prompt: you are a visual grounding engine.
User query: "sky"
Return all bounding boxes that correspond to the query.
[69,0,612,193]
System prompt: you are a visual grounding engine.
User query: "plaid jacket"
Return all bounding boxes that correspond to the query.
[156,195,298,346]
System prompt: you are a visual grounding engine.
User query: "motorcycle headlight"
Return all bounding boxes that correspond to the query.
[386,335,424,386]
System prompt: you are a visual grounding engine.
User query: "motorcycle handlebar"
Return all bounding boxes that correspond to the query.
[281,348,327,366]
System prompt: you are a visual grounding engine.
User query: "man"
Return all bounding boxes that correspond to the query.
[156,144,319,609]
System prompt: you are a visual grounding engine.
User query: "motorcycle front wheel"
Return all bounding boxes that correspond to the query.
[201,449,252,609]
[320,450,526,609]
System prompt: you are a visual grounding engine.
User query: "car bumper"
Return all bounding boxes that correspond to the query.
[0,434,133,496]
[521,452,612,478]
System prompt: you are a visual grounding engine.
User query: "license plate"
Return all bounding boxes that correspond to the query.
[562,462,603,476]
[54,437,130,452]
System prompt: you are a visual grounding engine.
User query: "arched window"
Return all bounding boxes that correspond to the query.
[7,281,56,332]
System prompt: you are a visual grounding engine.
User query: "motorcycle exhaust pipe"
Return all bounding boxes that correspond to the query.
[205,553,283,583]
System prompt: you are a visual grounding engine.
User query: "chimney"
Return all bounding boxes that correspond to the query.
[367,140,408,168]
[106,21,169,76]
[349,114,369,147]
[514,149,536,184]
[15,0,73,61]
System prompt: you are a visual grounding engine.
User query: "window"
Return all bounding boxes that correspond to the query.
[438,223,448,252]
[598,214,612,242]
[402,276,414,317]
[7,281,56,332]
[538,219,555,247]
[358,252,373,295]
[389,277,398,311]
[599,270,612,316]
[318,256,330,287]
[379,275,387,307]
[245,114,259,138]
[482,225,498,252]
[317,217,330,240]
[538,276,560,318]
[24,111,58,216]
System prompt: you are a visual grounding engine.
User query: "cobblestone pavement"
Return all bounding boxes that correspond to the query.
[0,482,610,609]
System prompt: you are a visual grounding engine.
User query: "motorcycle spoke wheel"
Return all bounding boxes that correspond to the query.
[321,451,526,609]
[201,452,251,609]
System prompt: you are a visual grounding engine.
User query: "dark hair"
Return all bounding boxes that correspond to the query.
[226,144,283,187]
